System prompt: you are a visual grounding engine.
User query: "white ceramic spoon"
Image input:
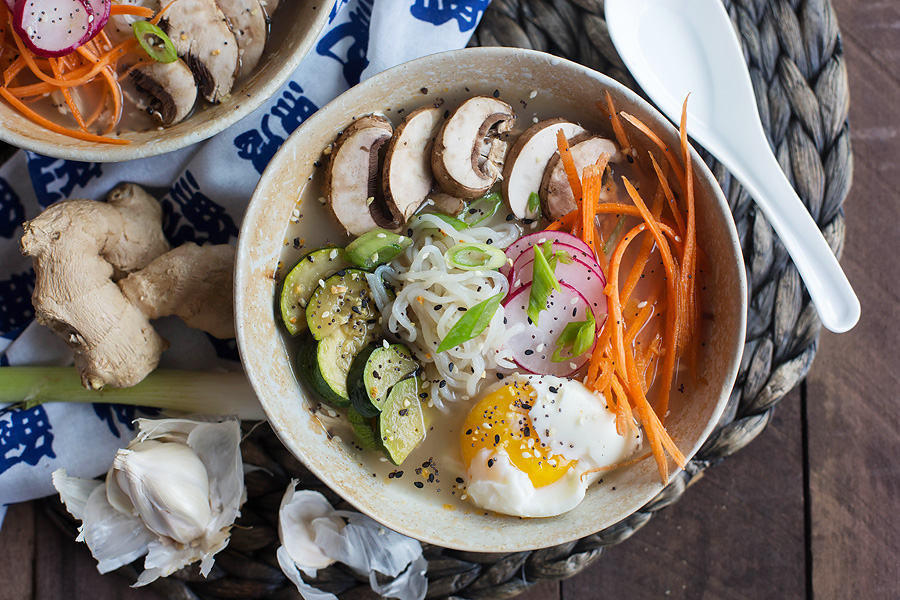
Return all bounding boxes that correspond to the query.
[605,0,859,333]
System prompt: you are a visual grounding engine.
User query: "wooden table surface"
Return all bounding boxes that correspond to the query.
[1,0,896,598]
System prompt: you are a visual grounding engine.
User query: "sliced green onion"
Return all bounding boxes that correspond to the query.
[462,192,502,227]
[411,213,469,233]
[542,241,572,270]
[602,214,628,255]
[445,242,506,271]
[436,292,504,353]
[132,21,178,64]
[527,192,542,220]
[0,367,265,420]
[346,229,412,269]
[552,311,596,362]
[527,243,561,325]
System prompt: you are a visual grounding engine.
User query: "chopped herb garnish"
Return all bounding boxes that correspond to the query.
[437,291,504,352]
[527,243,561,325]
[552,310,596,362]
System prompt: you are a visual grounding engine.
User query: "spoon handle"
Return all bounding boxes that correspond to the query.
[710,136,860,333]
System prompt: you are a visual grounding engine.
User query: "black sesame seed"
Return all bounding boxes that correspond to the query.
[414,481,424,488]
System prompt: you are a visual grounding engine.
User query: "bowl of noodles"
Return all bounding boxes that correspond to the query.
[0,0,332,162]
[235,47,747,551]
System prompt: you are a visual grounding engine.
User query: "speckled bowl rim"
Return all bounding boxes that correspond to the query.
[0,0,334,162]
[235,47,747,552]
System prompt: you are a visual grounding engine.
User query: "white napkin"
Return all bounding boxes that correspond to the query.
[0,0,490,525]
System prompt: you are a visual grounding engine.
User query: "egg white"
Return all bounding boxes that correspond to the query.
[465,374,642,518]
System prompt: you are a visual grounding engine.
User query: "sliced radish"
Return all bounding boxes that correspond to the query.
[505,231,593,264]
[14,0,95,57]
[511,255,608,325]
[509,243,601,283]
[502,282,596,377]
[84,0,109,41]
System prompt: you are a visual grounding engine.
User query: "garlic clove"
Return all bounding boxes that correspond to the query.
[80,483,157,574]
[52,469,103,521]
[106,466,135,516]
[185,420,244,536]
[114,439,212,544]
[278,484,342,570]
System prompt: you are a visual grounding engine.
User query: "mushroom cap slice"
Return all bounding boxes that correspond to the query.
[540,134,620,221]
[214,0,267,76]
[162,0,239,103]
[502,118,586,219]
[130,59,198,126]
[324,115,394,237]
[382,105,442,224]
[431,96,515,200]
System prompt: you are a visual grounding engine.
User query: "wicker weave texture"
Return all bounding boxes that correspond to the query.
[45,0,852,598]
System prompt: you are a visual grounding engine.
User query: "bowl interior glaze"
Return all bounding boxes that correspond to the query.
[235,47,747,552]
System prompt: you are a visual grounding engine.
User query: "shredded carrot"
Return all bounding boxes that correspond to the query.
[110,4,155,17]
[556,129,583,205]
[0,88,129,144]
[619,111,687,195]
[48,58,87,131]
[150,0,180,25]
[603,91,632,154]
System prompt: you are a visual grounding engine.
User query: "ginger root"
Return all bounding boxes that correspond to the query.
[119,243,235,339]
[20,184,171,389]
[20,183,237,389]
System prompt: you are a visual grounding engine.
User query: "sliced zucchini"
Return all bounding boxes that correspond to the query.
[348,343,419,418]
[296,335,349,407]
[306,269,376,341]
[280,247,351,336]
[378,377,426,466]
[348,407,379,450]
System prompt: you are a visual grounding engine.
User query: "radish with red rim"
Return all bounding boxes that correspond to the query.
[507,242,602,285]
[13,0,97,57]
[501,282,596,377]
[511,255,608,325]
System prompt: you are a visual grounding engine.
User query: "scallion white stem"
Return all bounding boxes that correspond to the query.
[0,367,266,420]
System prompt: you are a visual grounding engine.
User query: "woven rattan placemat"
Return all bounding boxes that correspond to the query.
[41,0,852,597]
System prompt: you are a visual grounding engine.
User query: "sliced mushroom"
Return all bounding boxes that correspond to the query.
[427,192,466,217]
[540,134,619,221]
[431,96,515,200]
[130,59,198,126]
[381,105,442,223]
[161,0,239,103]
[324,115,394,237]
[214,0,267,76]
[502,118,586,219]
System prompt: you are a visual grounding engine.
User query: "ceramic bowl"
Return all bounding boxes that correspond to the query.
[0,0,332,162]
[235,47,747,552]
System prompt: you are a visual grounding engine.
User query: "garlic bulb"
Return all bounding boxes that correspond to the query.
[52,418,244,586]
[276,482,427,600]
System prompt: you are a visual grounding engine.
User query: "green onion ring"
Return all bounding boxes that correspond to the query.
[132,21,178,64]
[445,243,506,271]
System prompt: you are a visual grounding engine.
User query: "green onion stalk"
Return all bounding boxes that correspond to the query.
[0,367,265,420]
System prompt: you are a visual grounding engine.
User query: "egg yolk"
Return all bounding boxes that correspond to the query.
[460,381,575,487]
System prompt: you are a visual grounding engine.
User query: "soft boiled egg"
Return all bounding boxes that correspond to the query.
[459,374,642,517]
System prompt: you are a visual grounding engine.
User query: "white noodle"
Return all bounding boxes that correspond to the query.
[384,216,522,408]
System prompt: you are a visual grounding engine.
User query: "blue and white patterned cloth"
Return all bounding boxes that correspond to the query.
[0,0,489,525]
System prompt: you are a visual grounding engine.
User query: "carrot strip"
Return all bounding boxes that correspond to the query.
[677,96,697,356]
[151,0,180,25]
[620,183,665,307]
[619,111,687,195]
[99,65,121,134]
[610,375,634,436]
[3,55,24,86]
[648,151,686,238]
[0,87,129,144]
[603,91,632,154]
[621,177,680,420]
[556,129,582,204]
[110,4,155,17]
[48,58,87,131]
